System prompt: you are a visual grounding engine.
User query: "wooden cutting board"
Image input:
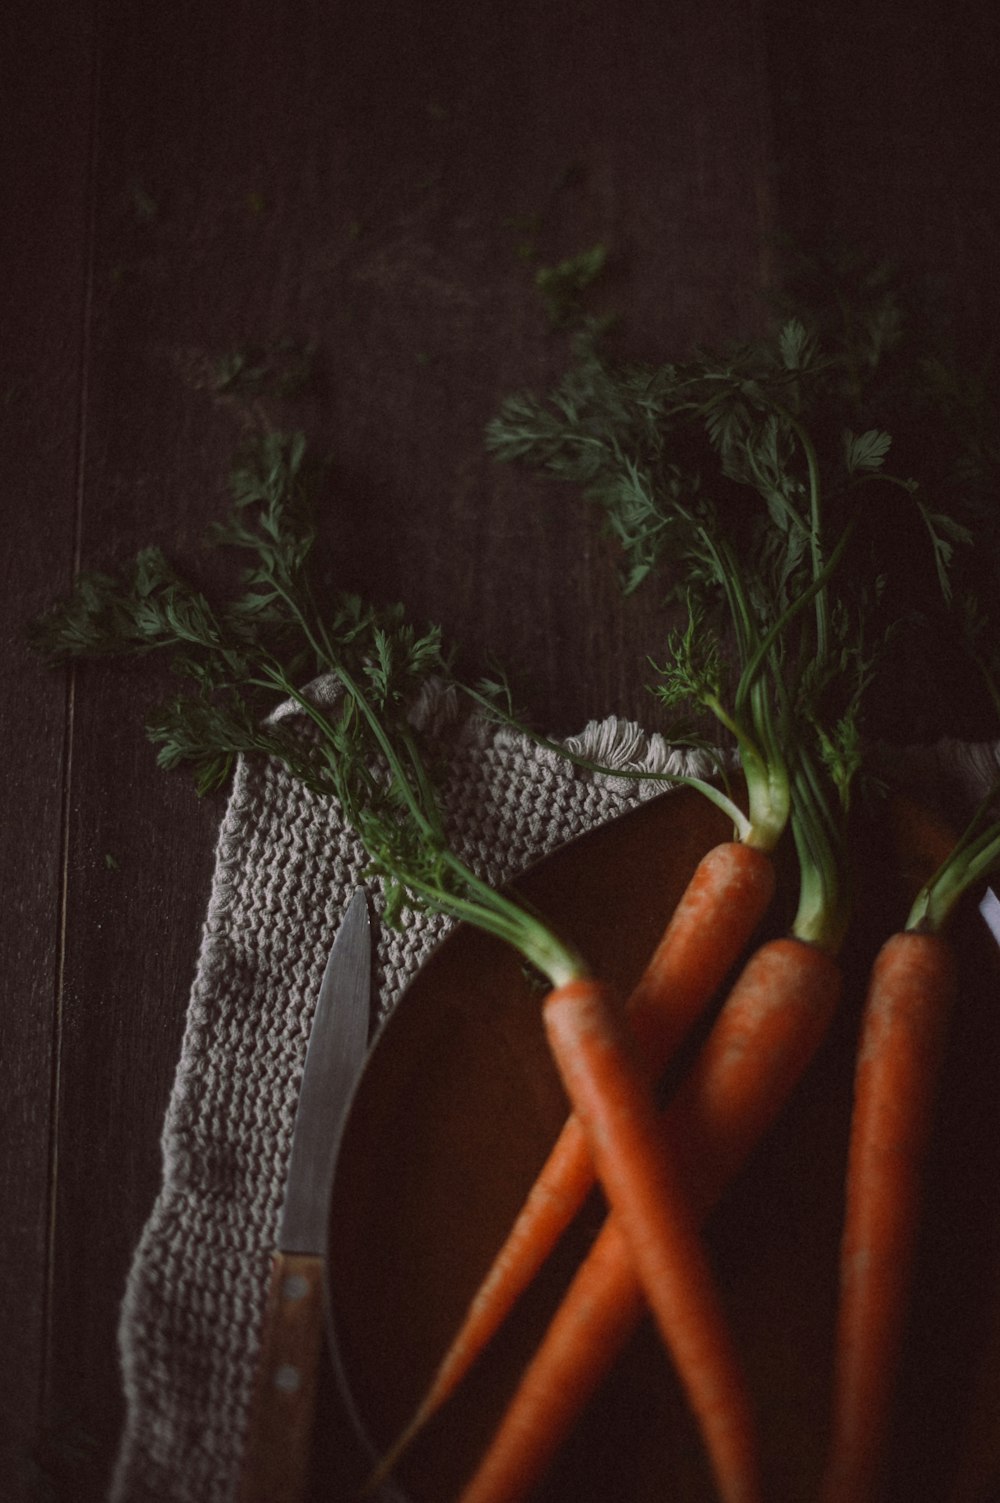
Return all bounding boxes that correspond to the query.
[323,787,1000,1502]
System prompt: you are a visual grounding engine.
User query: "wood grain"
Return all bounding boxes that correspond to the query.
[2,0,999,1499]
[238,1252,326,1503]
[0,1,96,1493]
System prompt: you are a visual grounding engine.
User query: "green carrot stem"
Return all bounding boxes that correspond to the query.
[458,688,756,842]
[401,866,585,987]
[255,667,586,987]
[734,520,856,711]
[788,751,850,955]
[781,408,829,659]
[906,782,1000,933]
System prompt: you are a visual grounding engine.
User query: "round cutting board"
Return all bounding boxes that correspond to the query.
[324,787,1000,1502]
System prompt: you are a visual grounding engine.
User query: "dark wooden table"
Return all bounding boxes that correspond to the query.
[3,3,999,1499]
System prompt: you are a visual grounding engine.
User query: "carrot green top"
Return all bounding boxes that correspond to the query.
[486,257,1000,953]
[28,432,586,989]
[906,784,1000,936]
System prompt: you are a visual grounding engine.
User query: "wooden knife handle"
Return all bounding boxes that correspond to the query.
[238,1250,326,1503]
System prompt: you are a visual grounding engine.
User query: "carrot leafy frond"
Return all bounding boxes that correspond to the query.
[29,430,586,988]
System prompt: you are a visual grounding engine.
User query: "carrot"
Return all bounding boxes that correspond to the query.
[819,930,957,1502]
[365,841,775,1489]
[457,1221,645,1503]
[819,784,1000,1502]
[540,975,763,1503]
[624,841,777,1067]
[457,935,841,1503]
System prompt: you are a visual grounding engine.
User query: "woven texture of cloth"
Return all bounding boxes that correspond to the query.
[108,691,719,1503]
[108,673,1000,1503]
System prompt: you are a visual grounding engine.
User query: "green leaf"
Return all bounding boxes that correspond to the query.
[534,244,608,328]
[914,497,973,602]
[778,319,811,370]
[843,428,892,475]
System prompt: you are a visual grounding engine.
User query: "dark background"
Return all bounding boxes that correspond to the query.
[3,2,999,1499]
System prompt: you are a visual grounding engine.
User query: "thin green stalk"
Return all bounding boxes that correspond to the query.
[419,858,586,987]
[781,408,828,659]
[907,782,1000,934]
[262,570,333,679]
[255,666,442,847]
[255,665,585,987]
[787,749,850,955]
[668,532,792,851]
[745,678,791,848]
[459,687,755,841]
[699,529,756,670]
[701,691,787,851]
[734,521,856,711]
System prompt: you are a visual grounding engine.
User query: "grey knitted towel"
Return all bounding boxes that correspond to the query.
[107,677,1000,1503]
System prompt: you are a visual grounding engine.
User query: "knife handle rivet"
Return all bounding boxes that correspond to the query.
[282,1273,310,1303]
[274,1363,302,1394]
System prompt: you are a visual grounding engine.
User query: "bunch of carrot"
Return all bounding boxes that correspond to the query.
[371,770,999,1503]
[360,271,1000,1499]
[368,753,856,1501]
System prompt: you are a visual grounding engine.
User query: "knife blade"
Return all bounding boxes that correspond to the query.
[238,887,373,1503]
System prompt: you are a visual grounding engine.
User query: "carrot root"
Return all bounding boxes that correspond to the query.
[625,841,777,1073]
[820,930,957,1503]
[541,977,763,1503]
[456,1218,643,1503]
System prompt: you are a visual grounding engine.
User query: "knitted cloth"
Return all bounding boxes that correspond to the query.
[107,681,1000,1503]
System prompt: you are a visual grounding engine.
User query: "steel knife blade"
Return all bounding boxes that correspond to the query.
[238,887,373,1503]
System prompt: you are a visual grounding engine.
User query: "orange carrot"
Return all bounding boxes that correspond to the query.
[623,842,777,1069]
[457,1219,645,1503]
[540,976,763,1503]
[820,930,957,1503]
[366,843,775,1488]
[458,936,841,1503]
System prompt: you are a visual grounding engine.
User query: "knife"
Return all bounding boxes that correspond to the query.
[238,887,373,1503]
